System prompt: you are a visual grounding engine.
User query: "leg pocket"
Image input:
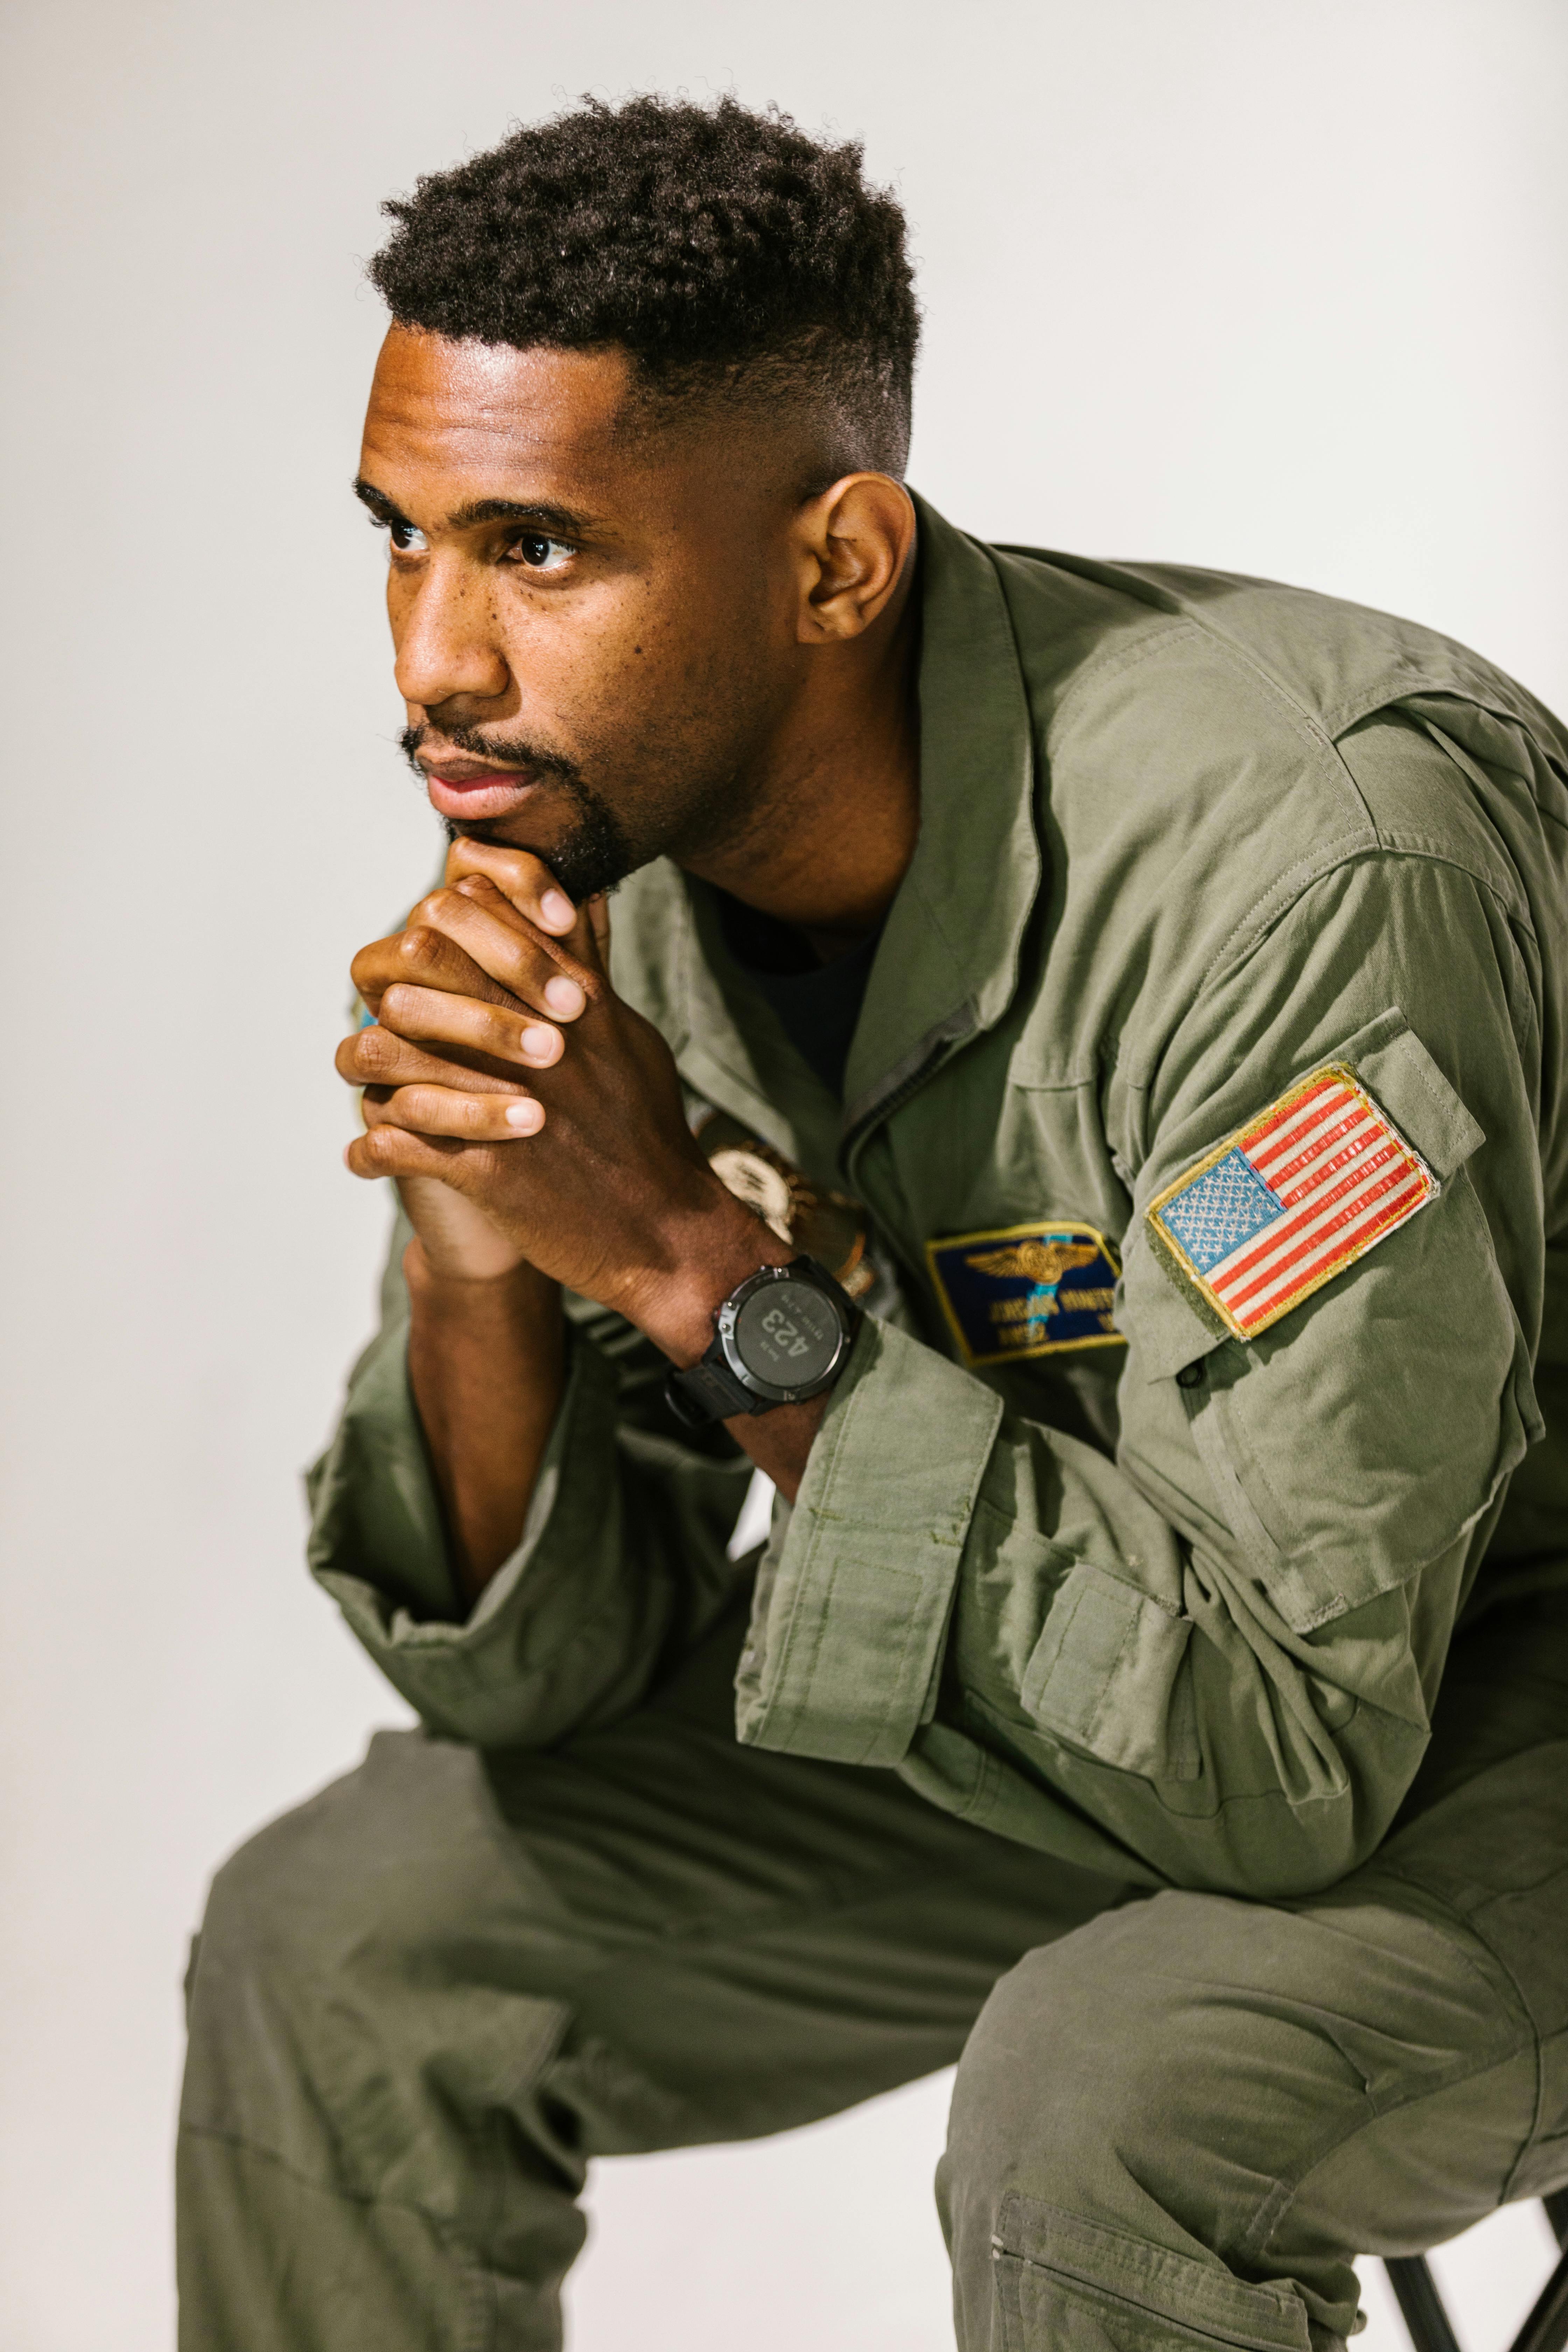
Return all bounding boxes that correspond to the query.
[993,2197,1317,2352]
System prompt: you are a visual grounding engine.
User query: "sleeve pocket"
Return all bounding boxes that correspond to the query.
[1021,1562,1200,1780]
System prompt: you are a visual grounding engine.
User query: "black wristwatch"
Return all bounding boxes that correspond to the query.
[663,1257,861,1429]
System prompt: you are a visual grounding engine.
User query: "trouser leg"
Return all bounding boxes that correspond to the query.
[940,1590,1568,2352]
[178,1597,1133,2351]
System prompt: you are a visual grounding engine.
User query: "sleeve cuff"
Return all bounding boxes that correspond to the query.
[308,1332,635,1743]
[734,1315,1004,1765]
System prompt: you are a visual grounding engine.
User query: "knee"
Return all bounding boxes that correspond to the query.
[183,1774,360,2096]
[191,1767,366,2012]
[945,1912,1167,2228]
[184,1730,480,2084]
[181,1731,510,2185]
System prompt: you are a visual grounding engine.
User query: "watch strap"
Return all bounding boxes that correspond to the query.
[663,1350,769,1429]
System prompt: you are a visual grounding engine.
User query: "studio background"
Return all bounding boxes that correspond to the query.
[4,3,1566,2345]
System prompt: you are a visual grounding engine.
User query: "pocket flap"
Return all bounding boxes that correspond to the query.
[1021,1562,1198,1779]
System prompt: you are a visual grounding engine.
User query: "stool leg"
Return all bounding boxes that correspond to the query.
[1510,2251,1568,2352]
[1385,2256,1462,2352]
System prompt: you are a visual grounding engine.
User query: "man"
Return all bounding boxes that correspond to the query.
[178,94,1568,2351]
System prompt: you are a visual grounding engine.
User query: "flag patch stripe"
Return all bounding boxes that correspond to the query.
[1249,1083,1353,1173]
[1216,1136,1402,1292]
[1147,1064,1437,1340]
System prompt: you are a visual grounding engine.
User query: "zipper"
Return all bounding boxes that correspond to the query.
[839,1003,979,1189]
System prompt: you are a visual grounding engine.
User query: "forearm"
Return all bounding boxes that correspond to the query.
[403,1236,566,1601]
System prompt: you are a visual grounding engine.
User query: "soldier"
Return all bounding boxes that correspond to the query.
[178,93,1568,2351]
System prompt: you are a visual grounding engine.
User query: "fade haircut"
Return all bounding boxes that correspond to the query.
[368,94,919,478]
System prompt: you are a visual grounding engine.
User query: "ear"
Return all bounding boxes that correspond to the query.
[792,473,917,645]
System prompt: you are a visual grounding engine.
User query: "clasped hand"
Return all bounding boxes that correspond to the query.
[337,840,760,1336]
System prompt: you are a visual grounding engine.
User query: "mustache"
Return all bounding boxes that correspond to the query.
[399,718,632,897]
[399,720,586,790]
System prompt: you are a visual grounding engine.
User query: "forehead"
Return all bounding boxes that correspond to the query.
[360,328,648,503]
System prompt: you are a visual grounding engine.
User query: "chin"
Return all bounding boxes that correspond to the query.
[446,806,637,903]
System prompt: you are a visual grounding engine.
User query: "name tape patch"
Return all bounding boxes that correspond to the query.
[1147,1063,1437,1342]
[926,1221,1125,1367]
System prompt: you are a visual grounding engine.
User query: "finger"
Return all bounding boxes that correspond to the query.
[351,924,529,1021]
[408,883,596,1022]
[445,837,578,938]
[447,841,607,975]
[455,868,608,987]
[345,1125,469,1182]
[586,892,612,967]
[373,985,564,1070]
[337,1019,556,1094]
[369,1081,546,1142]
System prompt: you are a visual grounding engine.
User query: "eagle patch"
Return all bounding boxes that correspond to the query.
[926,1221,1125,1366]
[1146,1063,1437,1341]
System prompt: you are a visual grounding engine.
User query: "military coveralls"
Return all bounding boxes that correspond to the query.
[180,500,1568,2351]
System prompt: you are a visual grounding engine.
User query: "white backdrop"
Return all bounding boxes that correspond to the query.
[3,3,1566,2346]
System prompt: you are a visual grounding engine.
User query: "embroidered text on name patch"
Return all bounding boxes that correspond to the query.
[1147,1064,1437,1341]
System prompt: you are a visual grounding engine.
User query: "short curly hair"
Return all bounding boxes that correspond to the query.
[369,94,919,476]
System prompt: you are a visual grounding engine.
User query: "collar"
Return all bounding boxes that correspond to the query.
[618,495,1042,1164]
[840,492,1041,1140]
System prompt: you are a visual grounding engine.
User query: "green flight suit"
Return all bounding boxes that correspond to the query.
[179,499,1568,2350]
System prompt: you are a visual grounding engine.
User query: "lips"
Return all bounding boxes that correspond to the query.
[421,760,536,823]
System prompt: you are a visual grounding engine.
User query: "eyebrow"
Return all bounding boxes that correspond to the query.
[351,477,591,538]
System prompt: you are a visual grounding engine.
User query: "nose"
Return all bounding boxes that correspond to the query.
[392,556,510,710]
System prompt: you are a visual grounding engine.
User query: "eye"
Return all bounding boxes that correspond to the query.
[387,518,428,554]
[506,533,574,574]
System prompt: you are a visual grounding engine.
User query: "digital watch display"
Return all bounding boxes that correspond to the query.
[663,1258,860,1427]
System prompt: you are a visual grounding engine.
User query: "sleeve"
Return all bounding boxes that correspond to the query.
[733,764,1547,1896]
[304,1210,755,1747]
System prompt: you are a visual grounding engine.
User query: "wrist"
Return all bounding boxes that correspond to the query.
[394,1174,524,1282]
[404,1236,561,1323]
[615,1184,793,1366]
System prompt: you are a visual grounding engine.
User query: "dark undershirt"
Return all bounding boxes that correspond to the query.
[714,891,882,1099]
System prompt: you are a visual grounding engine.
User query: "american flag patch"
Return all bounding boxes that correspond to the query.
[1147,1064,1437,1341]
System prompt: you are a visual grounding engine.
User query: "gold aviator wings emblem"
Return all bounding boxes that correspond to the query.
[963,1239,1101,1288]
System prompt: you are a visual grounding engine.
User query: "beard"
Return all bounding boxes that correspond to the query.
[402,703,768,904]
[401,721,638,901]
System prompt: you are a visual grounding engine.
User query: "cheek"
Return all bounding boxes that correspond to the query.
[384,568,418,647]
[517,593,694,732]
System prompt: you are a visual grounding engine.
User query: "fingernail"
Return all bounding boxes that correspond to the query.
[505,1099,542,1130]
[544,976,585,1017]
[520,1025,558,1060]
[539,888,574,932]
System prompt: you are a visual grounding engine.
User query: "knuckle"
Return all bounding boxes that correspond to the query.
[398,926,444,976]
[354,1025,399,1077]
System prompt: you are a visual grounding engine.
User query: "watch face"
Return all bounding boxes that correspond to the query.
[733,1277,843,1391]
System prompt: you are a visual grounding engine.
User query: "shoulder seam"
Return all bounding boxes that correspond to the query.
[1049,609,1362,783]
[1206,841,1536,1000]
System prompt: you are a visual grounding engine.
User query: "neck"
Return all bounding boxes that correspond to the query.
[679,554,921,946]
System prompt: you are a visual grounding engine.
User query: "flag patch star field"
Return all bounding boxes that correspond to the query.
[1147,1064,1437,1341]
